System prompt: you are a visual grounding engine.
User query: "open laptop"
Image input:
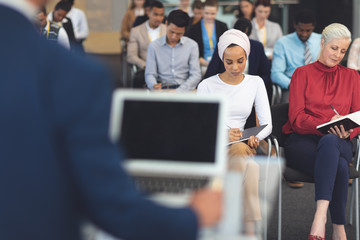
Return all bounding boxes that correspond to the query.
[109,90,228,202]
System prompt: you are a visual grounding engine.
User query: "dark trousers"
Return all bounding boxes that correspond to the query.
[132,69,146,88]
[284,133,353,224]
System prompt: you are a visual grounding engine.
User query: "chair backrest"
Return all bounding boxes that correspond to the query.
[271,103,289,146]
[244,107,257,129]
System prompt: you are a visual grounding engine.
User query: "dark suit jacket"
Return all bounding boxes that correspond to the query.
[204,39,271,86]
[62,17,76,50]
[0,5,197,240]
[187,19,228,58]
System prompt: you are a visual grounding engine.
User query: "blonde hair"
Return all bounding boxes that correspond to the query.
[321,23,351,44]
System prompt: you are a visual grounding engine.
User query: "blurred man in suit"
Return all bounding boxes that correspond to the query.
[0,0,222,239]
[127,0,166,88]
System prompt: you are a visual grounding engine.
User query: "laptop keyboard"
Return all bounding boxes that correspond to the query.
[133,175,210,194]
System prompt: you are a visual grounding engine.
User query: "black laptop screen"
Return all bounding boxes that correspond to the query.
[119,100,219,163]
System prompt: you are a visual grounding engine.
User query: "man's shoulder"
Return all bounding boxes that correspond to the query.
[181,36,199,48]
[309,32,322,41]
[276,32,297,45]
[132,21,147,32]
[148,35,165,49]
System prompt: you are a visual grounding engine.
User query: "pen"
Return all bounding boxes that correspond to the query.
[330,104,340,115]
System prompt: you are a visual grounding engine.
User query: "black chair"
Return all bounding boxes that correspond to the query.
[271,83,283,106]
[271,103,360,239]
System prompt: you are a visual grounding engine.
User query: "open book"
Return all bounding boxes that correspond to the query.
[316,111,360,134]
[228,124,268,145]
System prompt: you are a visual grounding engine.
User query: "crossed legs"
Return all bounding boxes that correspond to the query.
[285,133,353,239]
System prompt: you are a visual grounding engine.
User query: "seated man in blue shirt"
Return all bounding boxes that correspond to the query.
[271,9,321,103]
[145,9,202,92]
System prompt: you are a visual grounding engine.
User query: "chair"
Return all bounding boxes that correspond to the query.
[271,103,360,240]
[120,38,128,88]
[271,83,283,106]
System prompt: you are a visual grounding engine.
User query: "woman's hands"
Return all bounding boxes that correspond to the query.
[328,115,353,139]
[229,128,242,142]
[229,128,259,148]
[248,136,260,149]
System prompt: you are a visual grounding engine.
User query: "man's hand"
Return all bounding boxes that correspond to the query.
[190,189,223,227]
[153,83,162,90]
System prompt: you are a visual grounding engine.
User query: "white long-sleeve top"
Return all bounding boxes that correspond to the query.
[197,74,272,141]
[66,7,89,40]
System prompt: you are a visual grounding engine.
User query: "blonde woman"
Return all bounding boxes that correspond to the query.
[283,23,360,240]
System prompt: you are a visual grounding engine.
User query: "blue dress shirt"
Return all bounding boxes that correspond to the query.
[145,35,201,91]
[271,32,321,89]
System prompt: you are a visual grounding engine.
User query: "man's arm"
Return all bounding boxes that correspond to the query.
[127,28,146,69]
[271,40,291,89]
[145,43,159,89]
[177,42,201,91]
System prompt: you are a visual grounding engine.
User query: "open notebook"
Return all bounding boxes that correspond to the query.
[316,110,360,134]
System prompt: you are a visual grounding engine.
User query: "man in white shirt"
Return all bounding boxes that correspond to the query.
[127,0,166,88]
[37,6,70,49]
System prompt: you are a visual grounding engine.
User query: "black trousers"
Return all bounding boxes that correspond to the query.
[284,133,353,224]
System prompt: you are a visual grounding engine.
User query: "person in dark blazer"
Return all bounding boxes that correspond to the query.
[187,0,228,72]
[204,18,272,102]
[0,1,222,240]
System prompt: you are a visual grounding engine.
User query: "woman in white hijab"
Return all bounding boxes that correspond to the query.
[197,29,272,235]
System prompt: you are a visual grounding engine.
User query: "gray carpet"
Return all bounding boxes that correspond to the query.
[266,181,359,240]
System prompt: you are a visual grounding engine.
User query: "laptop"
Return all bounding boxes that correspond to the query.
[109,90,228,202]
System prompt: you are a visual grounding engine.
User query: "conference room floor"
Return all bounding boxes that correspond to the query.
[267,180,359,240]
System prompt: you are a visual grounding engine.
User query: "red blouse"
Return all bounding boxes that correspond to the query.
[282,61,360,139]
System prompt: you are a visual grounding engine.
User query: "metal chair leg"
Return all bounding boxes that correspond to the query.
[355,177,359,240]
[349,182,355,225]
[273,138,282,240]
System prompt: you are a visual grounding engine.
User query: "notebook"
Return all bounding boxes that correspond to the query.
[228,124,268,145]
[109,90,228,202]
[316,110,360,134]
